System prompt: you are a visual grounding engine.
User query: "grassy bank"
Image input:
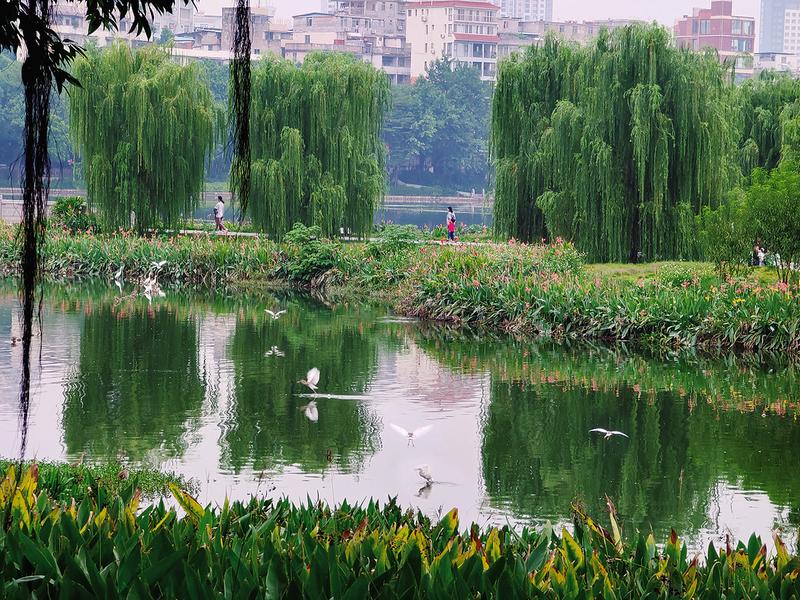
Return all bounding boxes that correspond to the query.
[1,223,798,353]
[1,464,798,598]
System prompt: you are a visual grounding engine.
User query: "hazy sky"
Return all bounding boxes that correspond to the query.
[245,0,762,25]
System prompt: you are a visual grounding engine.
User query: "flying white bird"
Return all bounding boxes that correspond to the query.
[302,401,319,422]
[590,428,629,440]
[390,424,433,446]
[415,464,433,483]
[265,346,285,357]
[265,309,287,320]
[298,367,321,393]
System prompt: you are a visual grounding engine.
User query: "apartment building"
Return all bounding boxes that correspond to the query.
[497,18,641,58]
[330,0,406,35]
[221,5,289,56]
[406,0,501,81]
[673,0,755,58]
[284,11,411,84]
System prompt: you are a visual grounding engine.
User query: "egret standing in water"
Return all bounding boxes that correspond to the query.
[390,424,433,446]
[590,428,629,440]
[299,367,321,394]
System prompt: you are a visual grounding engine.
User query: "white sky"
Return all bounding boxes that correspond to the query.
[198,0,761,26]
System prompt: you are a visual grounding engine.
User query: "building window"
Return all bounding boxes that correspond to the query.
[305,34,311,44]
[699,20,710,34]
[732,20,742,34]
[306,17,312,26]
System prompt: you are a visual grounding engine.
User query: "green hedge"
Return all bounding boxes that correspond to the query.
[0,465,798,598]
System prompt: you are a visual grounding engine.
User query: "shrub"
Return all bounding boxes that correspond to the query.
[367,224,417,258]
[696,190,751,278]
[50,196,97,233]
[280,222,338,284]
[656,262,717,288]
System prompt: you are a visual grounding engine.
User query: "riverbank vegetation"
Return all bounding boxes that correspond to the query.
[0,464,797,598]
[1,223,798,354]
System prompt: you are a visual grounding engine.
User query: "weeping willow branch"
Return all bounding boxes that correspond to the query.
[17,0,56,458]
[230,0,252,217]
[244,53,389,238]
[492,25,740,262]
[69,43,220,231]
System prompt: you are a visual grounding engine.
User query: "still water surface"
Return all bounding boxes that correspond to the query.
[0,284,798,550]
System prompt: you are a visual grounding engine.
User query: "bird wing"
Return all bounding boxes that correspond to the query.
[306,368,320,386]
[277,310,287,317]
[589,428,609,434]
[611,431,629,438]
[265,310,275,317]
[413,425,433,439]
[389,424,409,437]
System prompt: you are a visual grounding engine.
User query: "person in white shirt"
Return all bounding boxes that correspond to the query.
[214,196,226,232]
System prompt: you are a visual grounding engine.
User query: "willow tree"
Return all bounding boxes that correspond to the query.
[69,43,220,230]
[492,25,740,262]
[735,72,800,176]
[239,53,390,238]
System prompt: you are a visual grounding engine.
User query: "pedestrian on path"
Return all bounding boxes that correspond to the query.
[214,196,227,232]
[446,206,456,242]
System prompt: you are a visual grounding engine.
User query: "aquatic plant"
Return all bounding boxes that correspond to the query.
[0,465,798,598]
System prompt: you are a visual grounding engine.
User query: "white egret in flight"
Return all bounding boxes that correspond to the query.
[590,428,629,440]
[390,424,433,446]
[265,346,285,357]
[265,309,287,320]
[298,367,320,393]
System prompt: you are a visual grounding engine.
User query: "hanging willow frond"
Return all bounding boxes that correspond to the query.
[69,43,219,231]
[243,53,390,239]
[492,24,739,262]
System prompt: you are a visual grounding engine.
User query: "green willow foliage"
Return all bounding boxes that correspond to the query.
[492,25,740,262]
[736,71,800,175]
[243,53,390,238]
[69,43,221,231]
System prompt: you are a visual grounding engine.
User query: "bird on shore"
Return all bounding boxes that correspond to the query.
[390,424,433,446]
[298,367,321,394]
[265,346,285,357]
[265,309,287,320]
[590,428,629,440]
[301,400,319,422]
[113,264,124,283]
[415,464,433,484]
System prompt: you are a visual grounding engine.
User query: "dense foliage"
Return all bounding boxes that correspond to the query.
[69,43,221,231]
[49,196,97,233]
[1,465,799,598]
[243,54,389,238]
[492,26,739,262]
[383,59,492,193]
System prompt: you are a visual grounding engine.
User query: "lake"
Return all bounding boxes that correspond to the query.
[1,284,798,551]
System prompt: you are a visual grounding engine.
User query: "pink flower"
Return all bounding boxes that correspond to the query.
[555,236,563,244]
[472,279,480,287]
[637,279,645,289]
[682,280,690,289]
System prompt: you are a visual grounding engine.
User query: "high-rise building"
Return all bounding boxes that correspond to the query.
[761,0,800,53]
[497,0,552,22]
